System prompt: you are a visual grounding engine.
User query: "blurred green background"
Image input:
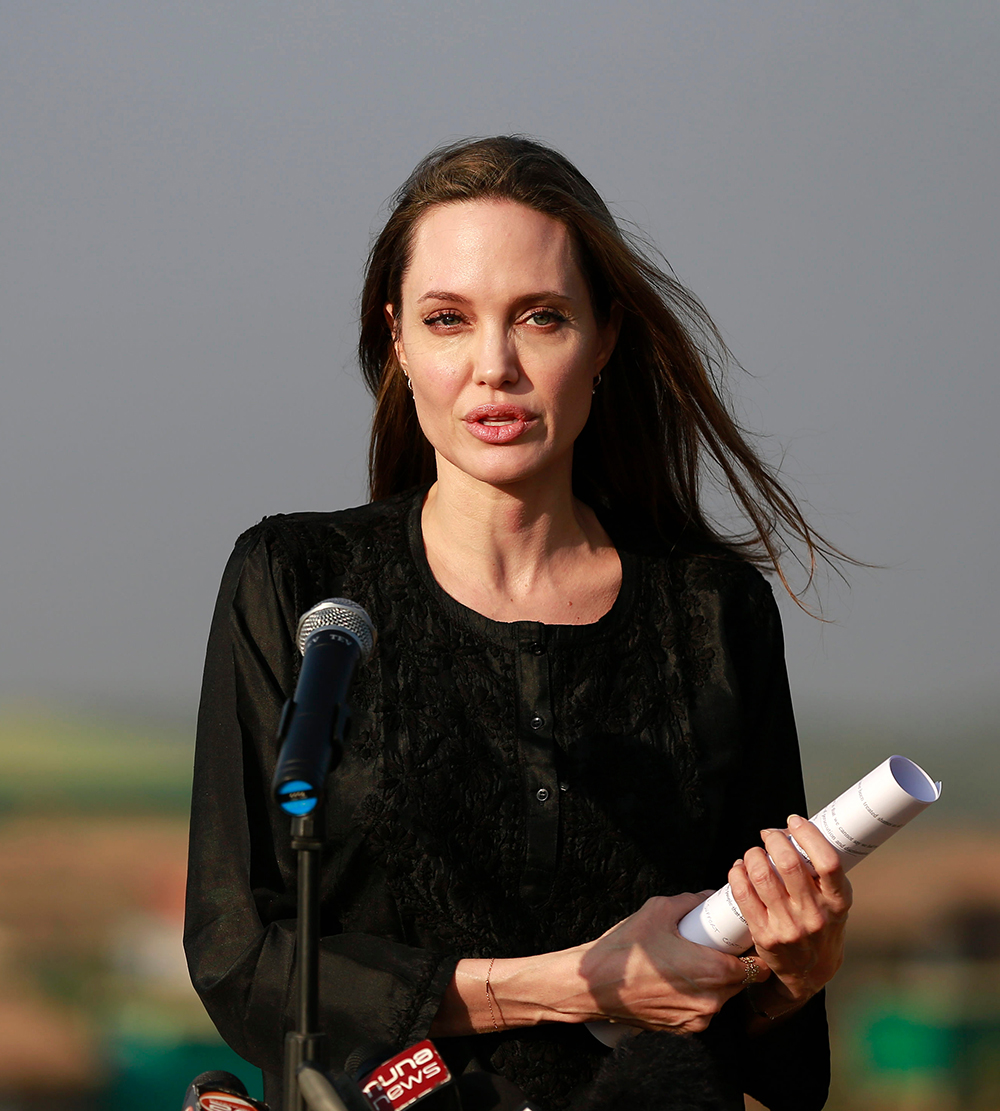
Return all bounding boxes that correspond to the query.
[0,698,997,1111]
[0,703,262,1111]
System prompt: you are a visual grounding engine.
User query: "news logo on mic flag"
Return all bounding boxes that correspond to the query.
[359,1040,452,1111]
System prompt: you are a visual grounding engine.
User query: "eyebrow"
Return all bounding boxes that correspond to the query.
[416,291,469,305]
[416,289,573,306]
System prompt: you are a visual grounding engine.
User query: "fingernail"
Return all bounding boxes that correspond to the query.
[787,814,804,827]
[732,859,743,869]
[760,828,776,838]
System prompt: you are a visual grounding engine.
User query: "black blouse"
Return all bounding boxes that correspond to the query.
[184,487,829,1110]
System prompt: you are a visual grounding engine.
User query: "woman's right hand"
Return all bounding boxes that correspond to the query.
[572,892,764,1033]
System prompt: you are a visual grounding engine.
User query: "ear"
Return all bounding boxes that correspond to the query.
[595,302,622,372]
[385,303,407,370]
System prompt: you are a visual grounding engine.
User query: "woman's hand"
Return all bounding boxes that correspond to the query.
[729,814,852,1018]
[573,892,766,1033]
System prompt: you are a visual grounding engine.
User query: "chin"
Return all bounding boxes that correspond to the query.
[430,436,561,486]
[445,452,566,492]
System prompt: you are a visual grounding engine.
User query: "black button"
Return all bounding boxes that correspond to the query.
[529,641,545,656]
[529,714,544,730]
[535,788,550,802]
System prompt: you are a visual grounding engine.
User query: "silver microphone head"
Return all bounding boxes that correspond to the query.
[296,598,376,664]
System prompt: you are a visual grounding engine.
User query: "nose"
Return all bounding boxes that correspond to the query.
[473,324,520,389]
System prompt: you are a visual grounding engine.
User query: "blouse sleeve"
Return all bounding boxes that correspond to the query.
[183,525,457,1079]
[703,571,831,1111]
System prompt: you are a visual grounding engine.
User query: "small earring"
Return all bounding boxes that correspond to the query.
[404,374,413,394]
[592,372,602,395]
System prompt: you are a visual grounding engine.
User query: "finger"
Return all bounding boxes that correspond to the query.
[786,815,854,913]
[741,844,795,912]
[737,952,772,987]
[719,946,765,989]
[663,889,718,923]
[761,827,823,906]
[785,815,838,874]
[757,830,845,940]
[740,842,827,946]
[728,858,771,936]
[748,828,853,960]
[765,821,851,917]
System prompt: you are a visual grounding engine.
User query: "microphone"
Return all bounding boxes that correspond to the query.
[346,1039,543,1111]
[182,1072,269,1111]
[354,1040,455,1111]
[272,598,376,815]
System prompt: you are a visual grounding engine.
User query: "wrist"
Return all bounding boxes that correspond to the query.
[497,944,597,1026]
[746,978,812,1021]
[433,946,601,1037]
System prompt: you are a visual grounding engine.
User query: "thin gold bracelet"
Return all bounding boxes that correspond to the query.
[485,957,500,1031]
[746,983,800,1021]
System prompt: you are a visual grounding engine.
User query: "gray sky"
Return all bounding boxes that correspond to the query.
[1,1,997,733]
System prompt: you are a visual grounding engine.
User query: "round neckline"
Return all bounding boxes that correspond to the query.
[405,487,637,646]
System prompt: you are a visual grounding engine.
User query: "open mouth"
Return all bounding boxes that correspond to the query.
[463,405,537,444]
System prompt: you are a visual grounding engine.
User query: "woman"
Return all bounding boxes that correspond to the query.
[185,136,851,1111]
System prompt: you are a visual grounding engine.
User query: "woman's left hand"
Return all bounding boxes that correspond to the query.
[729,813,852,1015]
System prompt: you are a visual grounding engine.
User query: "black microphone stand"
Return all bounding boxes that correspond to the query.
[283,808,328,1111]
[282,801,370,1111]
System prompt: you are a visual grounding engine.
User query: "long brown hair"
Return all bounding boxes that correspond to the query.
[359,136,840,592]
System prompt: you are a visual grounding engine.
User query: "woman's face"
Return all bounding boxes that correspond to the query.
[389,200,618,492]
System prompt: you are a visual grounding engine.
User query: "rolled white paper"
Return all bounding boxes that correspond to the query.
[589,754,941,1047]
[678,754,941,953]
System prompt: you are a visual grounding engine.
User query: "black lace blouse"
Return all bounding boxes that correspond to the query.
[184,487,829,1110]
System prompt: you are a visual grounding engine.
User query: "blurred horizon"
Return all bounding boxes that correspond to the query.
[0,691,994,832]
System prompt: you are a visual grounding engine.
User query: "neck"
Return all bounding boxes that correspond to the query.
[425,462,583,566]
[419,459,620,624]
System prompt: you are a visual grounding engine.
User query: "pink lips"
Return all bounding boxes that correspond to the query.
[463,404,537,444]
